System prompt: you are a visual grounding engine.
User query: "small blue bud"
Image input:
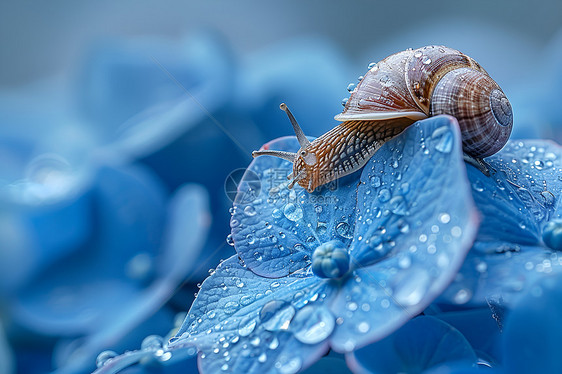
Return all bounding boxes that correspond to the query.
[542,219,562,251]
[312,240,350,279]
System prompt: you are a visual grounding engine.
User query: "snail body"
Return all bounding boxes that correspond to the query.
[253,45,513,193]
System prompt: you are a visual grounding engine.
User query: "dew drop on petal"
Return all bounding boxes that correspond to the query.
[141,335,164,350]
[238,315,258,337]
[378,188,391,202]
[244,205,257,216]
[432,126,453,153]
[369,176,381,187]
[96,350,118,368]
[260,300,296,331]
[336,222,353,239]
[277,357,302,374]
[291,305,335,344]
[392,269,430,306]
[224,301,239,314]
[226,234,234,246]
[283,203,303,221]
[357,321,370,333]
[453,288,472,304]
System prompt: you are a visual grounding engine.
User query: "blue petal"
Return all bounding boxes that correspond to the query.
[328,116,478,351]
[172,255,332,373]
[439,244,562,306]
[11,164,167,335]
[232,136,359,278]
[430,308,502,366]
[439,139,562,305]
[350,115,478,266]
[466,139,562,247]
[502,272,562,374]
[347,316,477,374]
[51,183,210,373]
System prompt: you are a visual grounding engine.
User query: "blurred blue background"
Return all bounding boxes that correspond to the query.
[0,1,561,373]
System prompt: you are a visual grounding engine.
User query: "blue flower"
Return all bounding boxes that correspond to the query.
[347,316,477,374]
[2,163,210,373]
[439,138,562,307]
[169,115,479,373]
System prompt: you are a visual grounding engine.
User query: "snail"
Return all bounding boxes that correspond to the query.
[252,45,513,193]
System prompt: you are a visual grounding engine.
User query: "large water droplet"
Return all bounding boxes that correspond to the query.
[291,305,335,344]
[283,203,303,221]
[244,205,257,216]
[260,300,296,331]
[238,315,258,336]
[378,188,391,202]
[96,350,118,368]
[278,357,302,374]
[336,222,353,239]
[392,269,430,306]
[370,176,381,187]
[224,301,239,314]
[141,335,164,350]
[226,234,234,246]
[432,126,453,153]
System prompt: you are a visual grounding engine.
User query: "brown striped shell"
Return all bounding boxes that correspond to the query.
[337,45,513,157]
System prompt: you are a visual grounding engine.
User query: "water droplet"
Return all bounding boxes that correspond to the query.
[238,315,258,336]
[370,176,381,188]
[534,160,544,170]
[423,57,432,65]
[246,234,255,245]
[368,62,377,70]
[432,126,453,153]
[342,97,349,107]
[378,188,391,202]
[244,205,257,216]
[221,364,229,371]
[236,279,245,288]
[272,209,283,219]
[396,219,410,234]
[291,305,335,344]
[283,203,303,221]
[392,269,430,306]
[336,222,353,239]
[414,51,423,58]
[224,301,239,314]
[269,337,280,350]
[258,352,267,363]
[347,83,356,92]
[472,180,484,192]
[206,310,216,319]
[357,321,370,333]
[260,300,296,331]
[226,234,234,246]
[388,195,407,215]
[96,350,118,368]
[453,288,471,304]
[439,213,451,224]
[278,357,302,374]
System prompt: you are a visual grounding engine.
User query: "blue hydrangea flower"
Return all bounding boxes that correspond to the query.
[3,164,209,374]
[439,138,562,307]
[347,316,477,374]
[169,115,479,373]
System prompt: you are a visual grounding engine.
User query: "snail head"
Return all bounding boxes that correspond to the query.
[252,103,318,192]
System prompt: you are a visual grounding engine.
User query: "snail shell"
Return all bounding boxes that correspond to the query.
[252,45,513,192]
[337,45,513,157]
